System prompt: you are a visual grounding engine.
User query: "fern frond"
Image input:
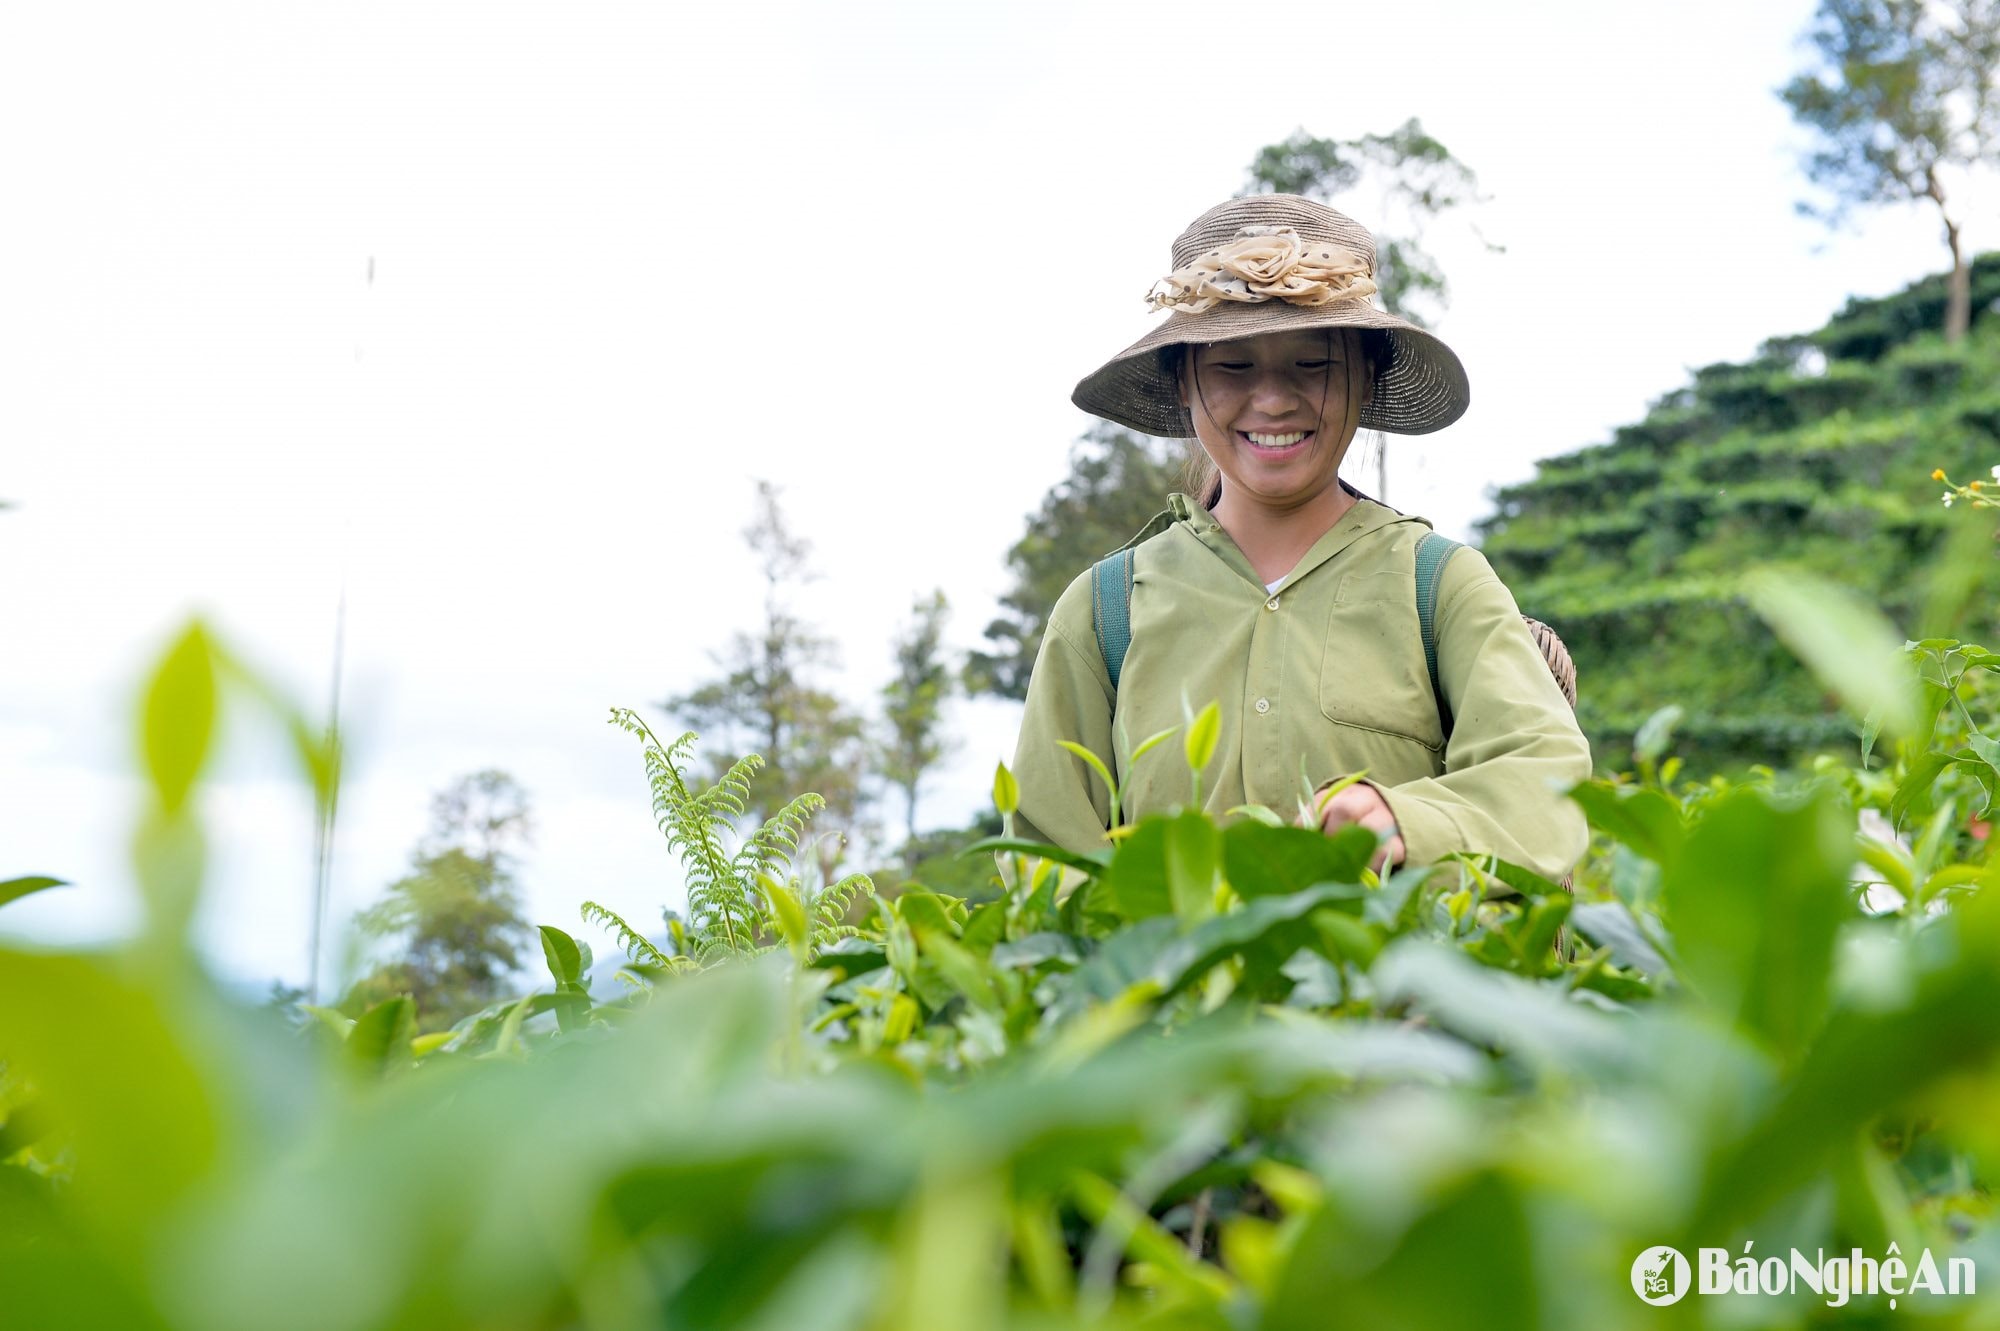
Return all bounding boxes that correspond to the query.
[811,871,874,926]
[620,726,747,949]
[609,710,700,778]
[610,706,835,964]
[687,872,757,955]
[694,925,782,966]
[700,753,763,822]
[606,707,657,742]
[732,791,827,882]
[580,899,674,969]
[805,872,874,954]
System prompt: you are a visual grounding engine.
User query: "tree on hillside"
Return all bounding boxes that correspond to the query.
[662,480,870,879]
[1780,0,2000,342]
[342,769,536,1031]
[1244,117,1498,330]
[967,423,1186,702]
[878,589,957,846]
[1246,119,1500,500]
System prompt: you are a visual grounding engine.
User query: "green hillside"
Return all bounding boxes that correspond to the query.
[1477,252,2000,774]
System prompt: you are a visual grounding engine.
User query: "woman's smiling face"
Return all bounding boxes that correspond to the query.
[1178,327,1373,509]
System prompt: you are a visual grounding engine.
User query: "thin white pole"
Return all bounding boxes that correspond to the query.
[308,585,345,1003]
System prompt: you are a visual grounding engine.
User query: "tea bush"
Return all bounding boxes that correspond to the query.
[3,569,1999,1327]
[1477,262,2000,771]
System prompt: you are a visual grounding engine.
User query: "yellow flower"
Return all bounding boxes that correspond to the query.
[1933,468,1948,481]
[1975,481,1986,491]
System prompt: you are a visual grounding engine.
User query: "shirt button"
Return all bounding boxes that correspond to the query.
[1265,595,1281,611]
[1254,697,1271,714]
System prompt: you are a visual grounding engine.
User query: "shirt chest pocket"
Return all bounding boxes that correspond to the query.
[1317,570,1447,754]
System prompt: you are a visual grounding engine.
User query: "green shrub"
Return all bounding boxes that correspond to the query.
[7,595,2000,1327]
[1885,339,1971,403]
[1697,366,1799,433]
[1770,359,1876,419]
[1609,403,1719,455]
[1489,281,2000,775]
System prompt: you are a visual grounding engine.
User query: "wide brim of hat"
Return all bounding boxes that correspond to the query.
[1071,298,1470,438]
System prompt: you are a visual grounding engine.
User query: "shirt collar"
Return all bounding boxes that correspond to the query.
[1158,484,1414,592]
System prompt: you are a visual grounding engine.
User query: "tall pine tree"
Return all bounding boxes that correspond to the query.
[662,480,869,880]
[878,589,956,847]
[342,769,536,1031]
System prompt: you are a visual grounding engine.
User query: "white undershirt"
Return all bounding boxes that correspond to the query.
[1265,576,1285,593]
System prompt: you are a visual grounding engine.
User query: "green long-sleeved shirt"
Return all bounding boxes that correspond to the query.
[1008,488,1594,884]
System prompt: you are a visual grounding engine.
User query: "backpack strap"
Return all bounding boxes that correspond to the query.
[1087,507,1174,692]
[1090,548,1136,689]
[1414,531,1466,739]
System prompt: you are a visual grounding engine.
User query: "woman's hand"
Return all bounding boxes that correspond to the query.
[1303,782,1406,875]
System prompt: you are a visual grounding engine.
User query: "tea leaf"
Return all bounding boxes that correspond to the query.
[894,891,960,939]
[0,876,67,913]
[300,1005,355,1038]
[1129,725,1181,765]
[1567,901,1671,975]
[1370,941,1630,1073]
[963,837,1110,876]
[1090,816,1175,920]
[1163,811,1221,923]
[992,761,1018,816]
[1223,820,1374,899]
[1566,782,1685,867]
[538,925,585,987]
[1267,1168,1537,1331]
[1184,701,1221,774]
[1889,751,1956,828]
[1151,881,1367,1000]
[1632,704,1684,765]
[1693,890,2000,1235]
[988,933,1084,969]
[960,899,1006,954]
[141,622,217,816]
[1742,567,1920,743]
[0,950,219,1245]
[912,925,1000,1012]
[1055,741,1117,806]
[761,873,810,959]
[1661,786,1853,1059]
[347,997,417,1074]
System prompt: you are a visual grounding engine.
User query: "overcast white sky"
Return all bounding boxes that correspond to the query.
[5,0,1996,997]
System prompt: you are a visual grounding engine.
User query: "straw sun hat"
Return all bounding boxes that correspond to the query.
[1072,194,1471,438]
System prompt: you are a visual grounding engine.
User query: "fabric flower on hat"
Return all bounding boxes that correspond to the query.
[1146,225,1378,314]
